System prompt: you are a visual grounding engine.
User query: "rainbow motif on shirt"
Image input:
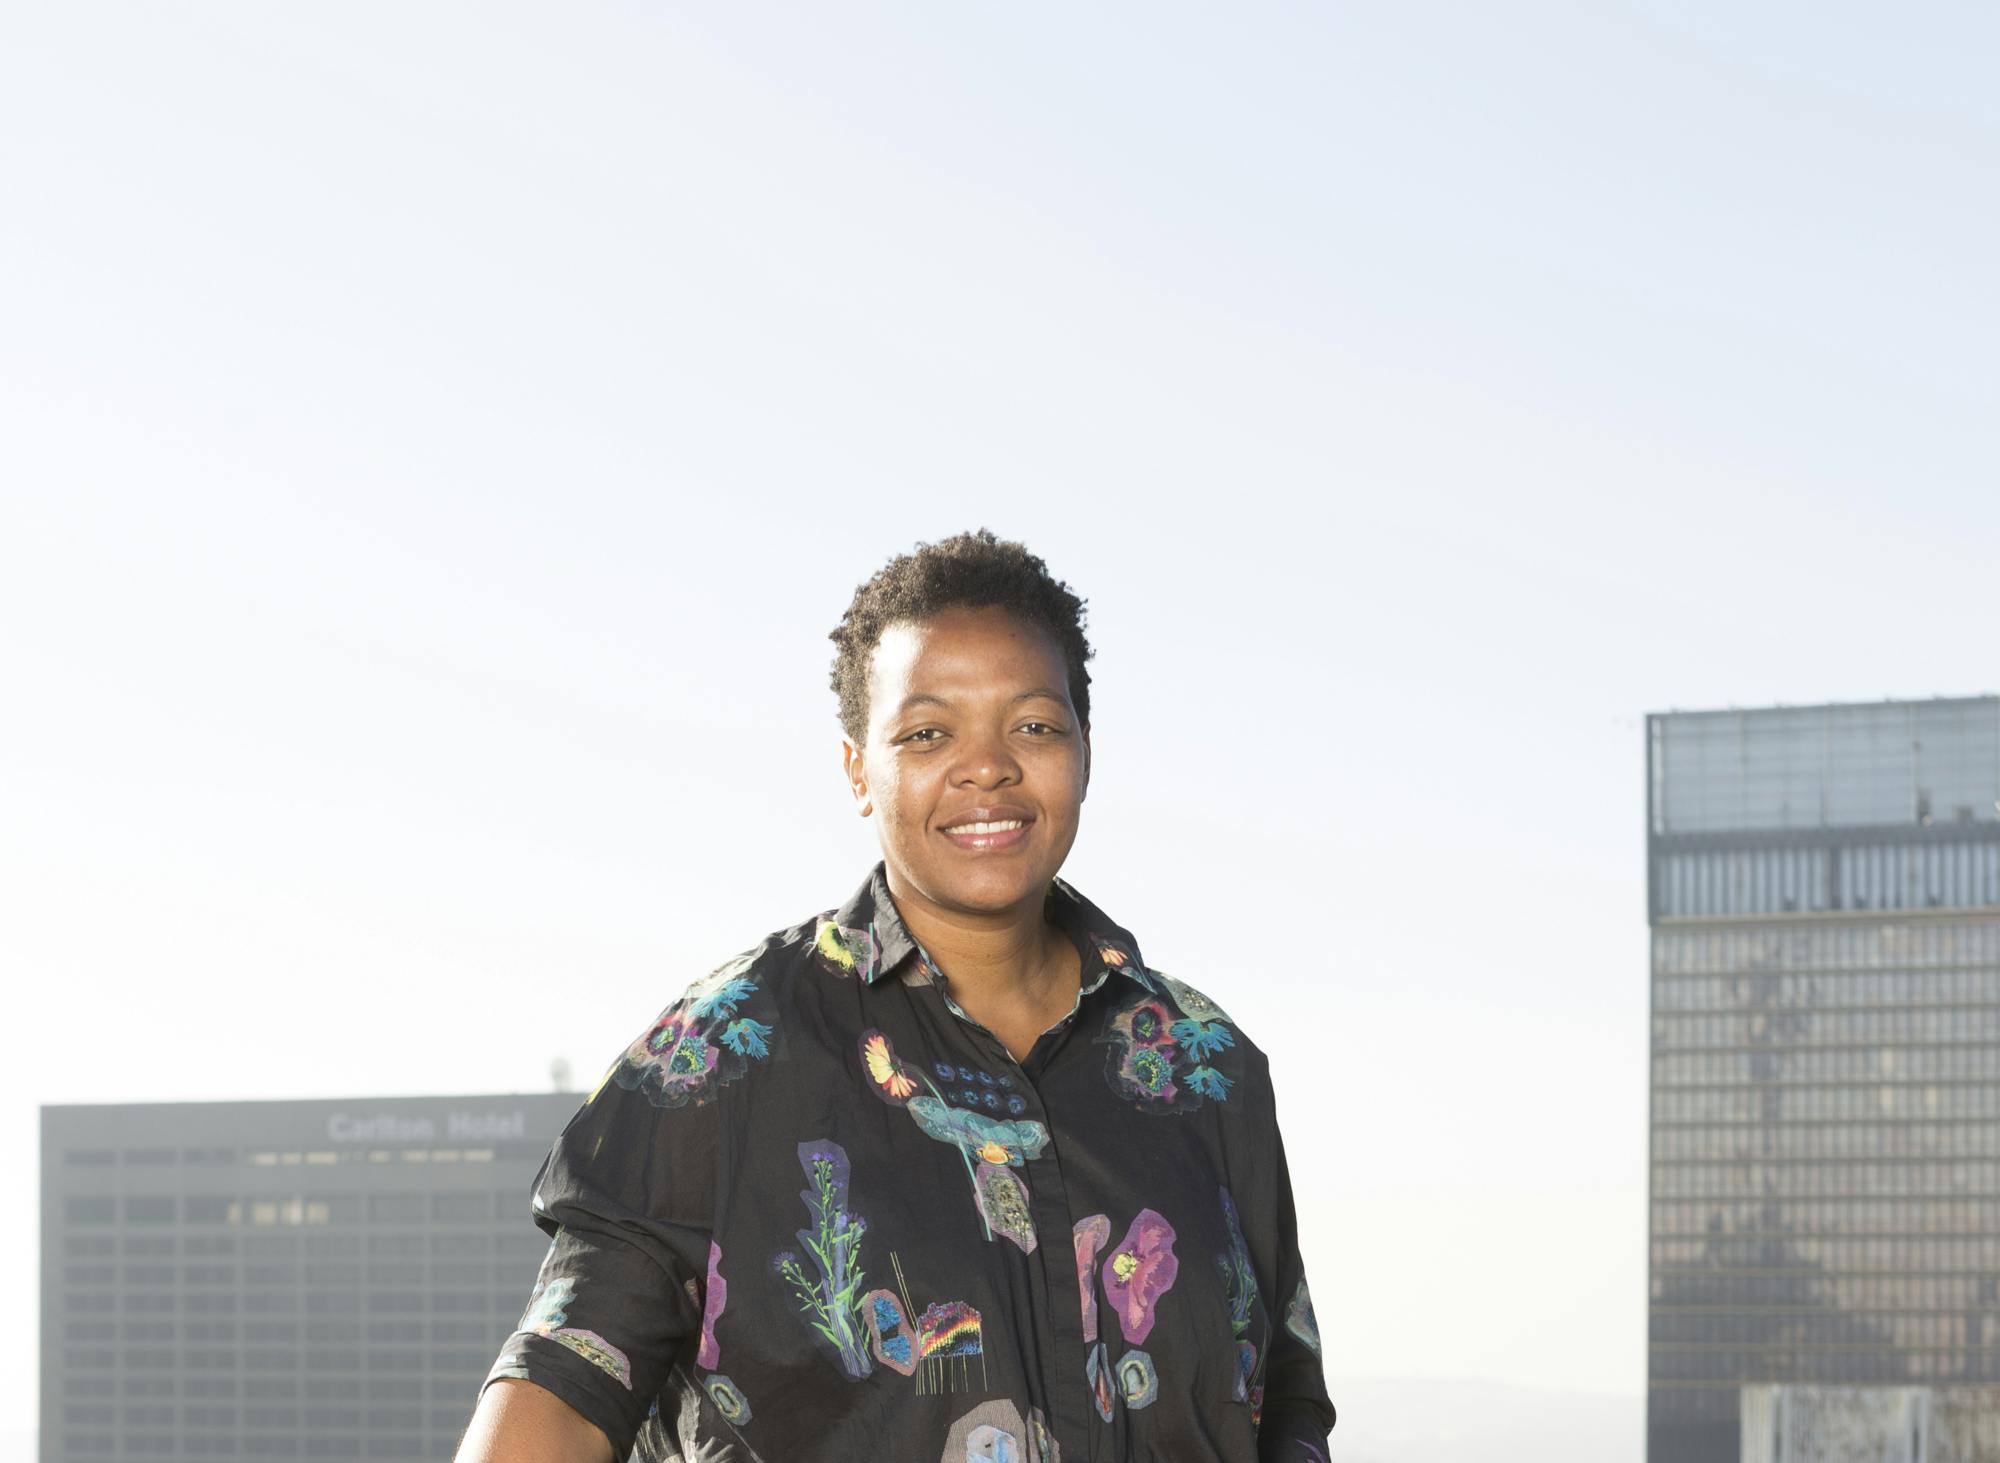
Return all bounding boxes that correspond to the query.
[918,1300,983,1359]
[773,1143,990,1397]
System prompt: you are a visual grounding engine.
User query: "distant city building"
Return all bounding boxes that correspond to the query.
[40,1093,579,1463]
[1647,695,2000,1463]
[1740,1384,2000,1463]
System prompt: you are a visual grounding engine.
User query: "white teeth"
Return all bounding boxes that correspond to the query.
[944,820,1025,835]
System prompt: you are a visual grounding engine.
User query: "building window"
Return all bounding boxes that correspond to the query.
[124,1197,176,1224]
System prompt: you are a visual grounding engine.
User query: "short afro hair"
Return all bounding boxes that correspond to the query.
[828,528,1093,745]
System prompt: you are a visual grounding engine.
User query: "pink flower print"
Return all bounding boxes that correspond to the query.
[623,1013,719,1098]
[661,1033,719,1091]
[1119,1000,1176,1048]
[1073,1214,1110,1341]
[697,1241,726,1371]
[1100,1208,1178,1344]
[629,1013,687,1069]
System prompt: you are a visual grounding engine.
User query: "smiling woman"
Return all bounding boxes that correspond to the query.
[837,600,1091,1053]
[456,529,1335,1463]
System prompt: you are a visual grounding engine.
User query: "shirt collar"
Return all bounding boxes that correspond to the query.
[831,860,1146,986]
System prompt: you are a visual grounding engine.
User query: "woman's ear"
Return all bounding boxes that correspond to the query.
[841,739,873,817]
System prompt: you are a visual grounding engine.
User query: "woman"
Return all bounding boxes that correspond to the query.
[457,530,1334,1462]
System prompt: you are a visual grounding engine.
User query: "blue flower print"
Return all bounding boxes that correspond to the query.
[1170,1018,1235,1063]
[1097,968,1240,1115]
[604,954,779,1110]
[691,977,757,1021]
[908,1098,1049,1168]
[722,1018,774,1058]
[1187,1067,1233,1102]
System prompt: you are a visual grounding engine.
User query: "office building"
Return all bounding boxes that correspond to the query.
[1646,695,2000,1462]
[40,1092,579,1462]
[1738,1383,2000,1462]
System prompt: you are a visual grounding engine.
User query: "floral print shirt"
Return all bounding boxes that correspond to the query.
[483,863,1334,1463]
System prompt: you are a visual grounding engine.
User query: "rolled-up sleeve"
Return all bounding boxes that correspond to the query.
[481,1038,718,1459]
[1240,1053,1335,1463]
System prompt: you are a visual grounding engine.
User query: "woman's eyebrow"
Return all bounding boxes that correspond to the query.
[895,688,1067,714]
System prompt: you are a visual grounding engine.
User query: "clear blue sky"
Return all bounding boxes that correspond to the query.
[3,4,1995,1459]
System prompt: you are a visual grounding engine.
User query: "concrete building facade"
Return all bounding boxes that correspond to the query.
[1647,696,2000,1462]
[40,1093,578,1462]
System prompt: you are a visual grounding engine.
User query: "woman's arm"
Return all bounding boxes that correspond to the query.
[1239,1051,1336,1462]
[464,997,724,1461]
[455,1377,616,1463]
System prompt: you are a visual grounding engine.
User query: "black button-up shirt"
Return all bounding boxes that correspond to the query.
[484,864,1334,1462]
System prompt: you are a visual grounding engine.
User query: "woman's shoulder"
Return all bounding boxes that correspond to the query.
[588,907,846,1113]
[640,900,876,1010]
[1098,954,1277,1114]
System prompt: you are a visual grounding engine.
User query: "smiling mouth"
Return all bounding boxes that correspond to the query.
[939,819,1028,835]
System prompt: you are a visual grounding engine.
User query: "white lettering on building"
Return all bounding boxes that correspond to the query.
[325,1114,437,1144]
[448,1111,526,1142]
[324,1111,528,1144]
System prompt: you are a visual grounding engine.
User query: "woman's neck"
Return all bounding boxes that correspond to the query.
[884,870,1082,1058]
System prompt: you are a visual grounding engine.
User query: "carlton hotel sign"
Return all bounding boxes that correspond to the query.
[324,1107,533,1145]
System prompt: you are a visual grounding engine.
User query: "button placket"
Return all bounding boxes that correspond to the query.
[909,927,1120,1459]
[917,974,1097,1459]
[1023,1107,1095,1460]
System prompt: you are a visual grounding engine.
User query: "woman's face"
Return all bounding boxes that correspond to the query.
[843,604,1090,922]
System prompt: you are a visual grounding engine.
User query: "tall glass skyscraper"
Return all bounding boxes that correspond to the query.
[1646,695,2000,1462]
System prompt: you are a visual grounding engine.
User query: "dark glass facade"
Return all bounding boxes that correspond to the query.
[1647,697,2000,1463]
[39,1094,577,1463]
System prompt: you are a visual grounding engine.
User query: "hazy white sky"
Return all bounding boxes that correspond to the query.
[3,4,1995,1459]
